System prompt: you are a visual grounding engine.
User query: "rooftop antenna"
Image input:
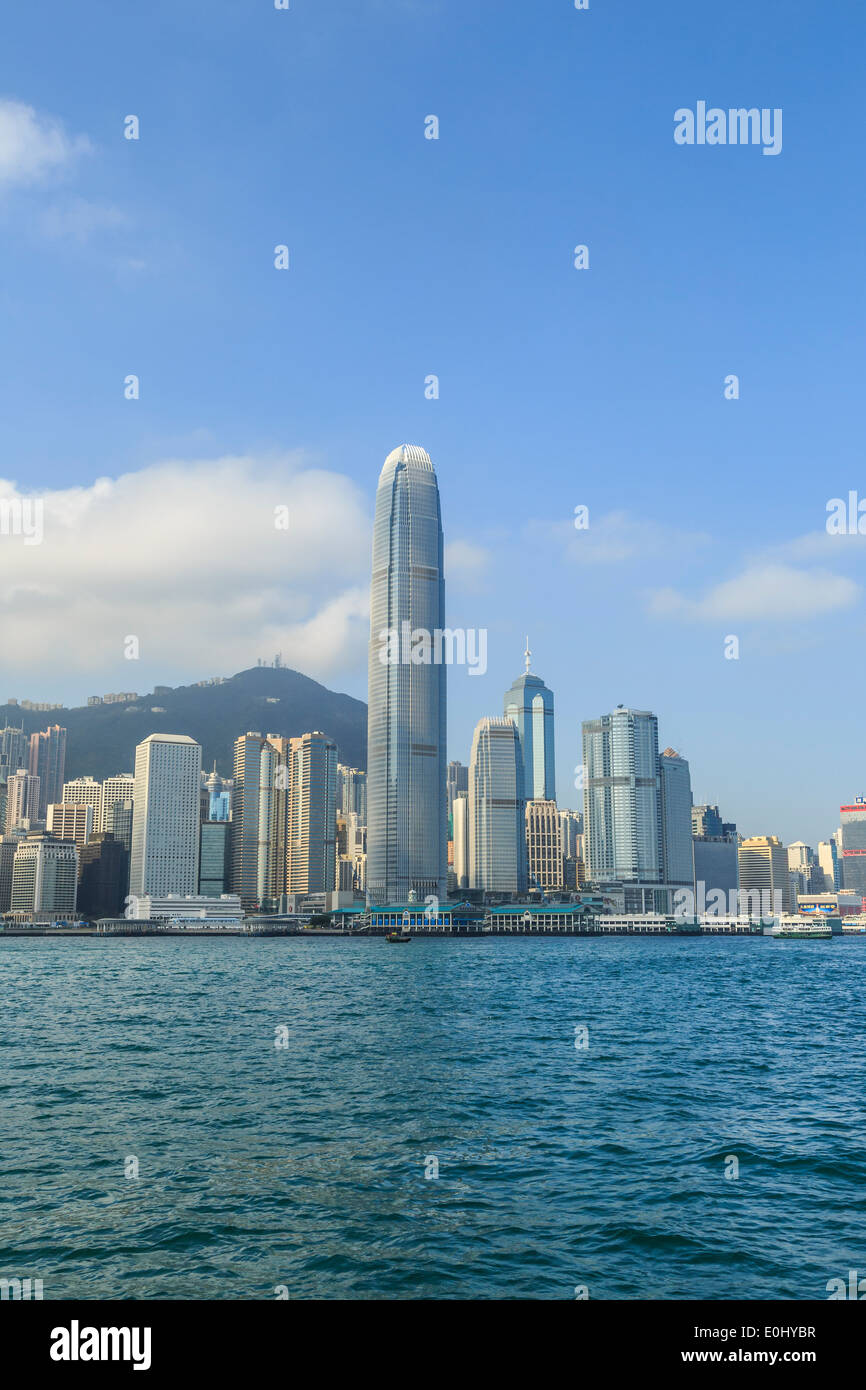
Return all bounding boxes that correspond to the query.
[524,636,531,675]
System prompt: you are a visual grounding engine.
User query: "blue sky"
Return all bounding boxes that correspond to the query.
[1,0,864,845]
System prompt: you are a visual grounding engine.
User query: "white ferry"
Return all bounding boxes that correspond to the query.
[769,915,834,940]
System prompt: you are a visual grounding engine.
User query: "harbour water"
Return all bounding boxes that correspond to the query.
[1,935,864,1300]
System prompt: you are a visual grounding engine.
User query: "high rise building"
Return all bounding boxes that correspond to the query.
[230,733,289,911]
[0,836,19,912]
[0,725,28,782]
[231,733,266,909]
[202,764,231,822]
[11,833,78,914]
[287,732,337,894]
[62,776,103,822]
[337,811,366,897]
[199,821,231,898]
[692,804,738,838]
[503,641,555,802]
[817,838,841,891]
[526,799,563,892]
[77,833,129,918]
[559,809,584,889]
[659,748,694,890]
[692,835,739,905]
[583,708,665,911]
[337,765,367,823]
[366,444,446,904]
[446,760,469,827]
[129,734,201,898]
[452,792,469,890]
[100,774,135,846]
[4,770,41,832]
[839,800,866,901]
[28,725,66,819]
[468,717,527,896]
[46,802,94,850]
[738,836,791,914]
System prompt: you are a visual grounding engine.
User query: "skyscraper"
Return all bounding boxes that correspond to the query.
[452,793,469,890]
[0,725,28,783]
[526,799,563,892]
[46,802,94,850]
[62,776,103,823]
[11,834,78,914]
[839,800,866,901]
[78,833,129,918]
[100,774,135,847]
[28,725,66,819]
[366,444,446,904]
[582,707,668,912]
[738,836,791,914]
[337,765,367,823]
[287,732,337,894]
[658,747,694,890]
[129,734,201,898]
[817,837,841,891]
[199,821,231,898]
[503,641,555,802]
[230,732,289,911]
[559,809,584,888]
[468,716,527,896]
[4,770,41,832]
[446,760,469,827]
[583,708,661,880]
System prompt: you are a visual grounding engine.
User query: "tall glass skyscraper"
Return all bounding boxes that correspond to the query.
[503,641,555,802]
[468,717,527,895]
[658,747,694,889]
[366,445,446,905]
[582,707,662,885]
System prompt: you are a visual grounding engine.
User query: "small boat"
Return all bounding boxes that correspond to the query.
[386,931,411,943]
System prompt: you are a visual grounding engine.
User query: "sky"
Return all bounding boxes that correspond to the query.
[0,0,864,846]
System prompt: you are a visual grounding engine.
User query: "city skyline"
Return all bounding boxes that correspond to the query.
[1,5,864,852]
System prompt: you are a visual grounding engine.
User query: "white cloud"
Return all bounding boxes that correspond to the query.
[0,98,91,189]
[536,511,710,565]
[445,538,491,588]
[0,455,373,687]
[650,563,860,622]
[40,197,127,242]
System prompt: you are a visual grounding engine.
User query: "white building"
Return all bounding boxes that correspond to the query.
[10,835,78,913]
[62,776,103,822]
[452,792,469,890]
[4,770,40,832]
[100,774,135,834]
[126,892,242,926]
[129,734,202,898]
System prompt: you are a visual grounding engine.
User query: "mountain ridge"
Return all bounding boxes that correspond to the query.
[0,667,368,782]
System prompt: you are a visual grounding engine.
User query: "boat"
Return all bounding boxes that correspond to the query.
[386,931,411,943]
[770,916,833,940]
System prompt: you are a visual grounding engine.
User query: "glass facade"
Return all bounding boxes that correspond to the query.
[199,820,230,898]
[659,750,694,887]
[468,717,527,895]
[366,445,446,905]
[583,708,662,883]
[840,801,866,897]
[503,672,555,802]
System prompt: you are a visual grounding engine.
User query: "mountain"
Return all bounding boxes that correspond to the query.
[0,668,368,782]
